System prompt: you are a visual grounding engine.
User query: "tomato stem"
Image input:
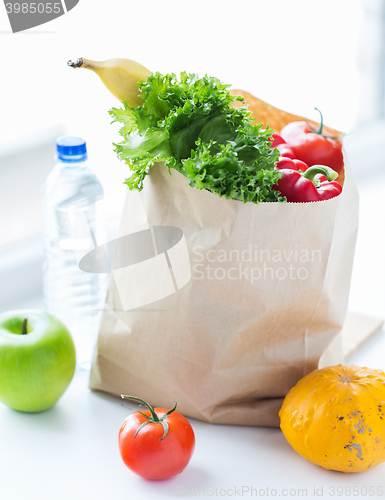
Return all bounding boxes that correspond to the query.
[121,395,178,441]
[160,401,177,421]
[305,108,340,140]
[314,107,323,134]
[121,395,160,421]
[22,318,28,335]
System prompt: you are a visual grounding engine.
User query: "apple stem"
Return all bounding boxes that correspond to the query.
[22,318,28,335]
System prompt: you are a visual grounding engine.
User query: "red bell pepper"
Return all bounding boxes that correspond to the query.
[275,164,342,203]
[276,157,309,172]
[276,143,296,159]
[270,132,286,148]
[279,108,344,175]
[269,133,296,158]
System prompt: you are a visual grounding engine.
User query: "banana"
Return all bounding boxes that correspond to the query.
[67,57,151,107]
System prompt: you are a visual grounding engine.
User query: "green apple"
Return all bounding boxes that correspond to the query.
[0,310,76,412]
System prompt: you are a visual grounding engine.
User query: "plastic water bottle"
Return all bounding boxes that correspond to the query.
[41,137,108,370]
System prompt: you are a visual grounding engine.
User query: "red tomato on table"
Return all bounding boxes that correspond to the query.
[118,396,195,480]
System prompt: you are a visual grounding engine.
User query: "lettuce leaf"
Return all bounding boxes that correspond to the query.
[110,72,285,203]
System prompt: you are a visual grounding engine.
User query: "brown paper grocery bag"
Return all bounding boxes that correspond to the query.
[89,94,359,427]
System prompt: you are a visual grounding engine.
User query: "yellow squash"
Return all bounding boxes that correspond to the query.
[279,364,385,473]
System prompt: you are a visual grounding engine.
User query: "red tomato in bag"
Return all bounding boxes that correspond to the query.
[280,108,343,174]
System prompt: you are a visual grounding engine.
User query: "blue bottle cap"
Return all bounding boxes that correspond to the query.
[57,136,88,162]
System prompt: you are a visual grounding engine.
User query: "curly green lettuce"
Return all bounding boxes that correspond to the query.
[110,72,285,203]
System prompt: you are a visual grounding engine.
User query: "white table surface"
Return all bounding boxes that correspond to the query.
[1,336,385,500]
[2,147,385,500]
